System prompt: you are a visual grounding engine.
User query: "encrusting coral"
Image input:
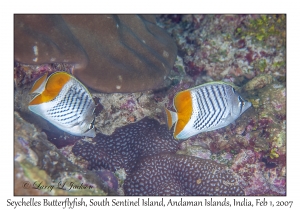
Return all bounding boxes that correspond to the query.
[72,117,179,172]
[14,14,177,93]
[124,153,244,196]
[72,117,245,196]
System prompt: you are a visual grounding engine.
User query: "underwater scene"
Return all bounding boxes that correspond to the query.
[14,14,286,196]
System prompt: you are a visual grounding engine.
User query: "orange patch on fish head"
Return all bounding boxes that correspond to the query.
[173,90,193,137]
[29,72,71,105]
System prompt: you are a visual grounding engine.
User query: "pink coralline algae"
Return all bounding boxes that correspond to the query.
[231,149,285,195]
[120,98,136,112]
[158,14,285,83]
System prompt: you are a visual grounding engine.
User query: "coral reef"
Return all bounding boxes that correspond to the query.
[158,14,286,84]
[124,153,244,196]
[91,92,169,135]
[176,79,286,195]
[231,149,286,195]
[73,117,245,196]
[156,14,286,195]
[14,15,177,92]
[14,63,74,88]
[14,14,286,196]
[14,111,116,195]
[235,14,286,46]
[242,74,273,91]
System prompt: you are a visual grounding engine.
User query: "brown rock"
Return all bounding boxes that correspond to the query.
[14,15,177,92]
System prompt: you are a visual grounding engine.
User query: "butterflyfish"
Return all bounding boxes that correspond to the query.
[165,82,251,140]
[28,71,96,137]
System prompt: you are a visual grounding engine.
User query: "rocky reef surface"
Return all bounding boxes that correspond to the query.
[14,112,116,195]
[14,14,286,196]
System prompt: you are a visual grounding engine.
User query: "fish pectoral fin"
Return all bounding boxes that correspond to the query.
[165,108,178,129]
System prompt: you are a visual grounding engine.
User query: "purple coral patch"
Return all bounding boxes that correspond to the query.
[120,98,136,112]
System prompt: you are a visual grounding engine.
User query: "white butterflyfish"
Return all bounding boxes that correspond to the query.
[165,81,252,140]
[28,71,96,137]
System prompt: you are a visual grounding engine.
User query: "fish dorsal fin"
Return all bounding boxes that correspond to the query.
[173,90,193,137]
[29,72,71,105]
[29,73,48,94]
[189,81,240,91]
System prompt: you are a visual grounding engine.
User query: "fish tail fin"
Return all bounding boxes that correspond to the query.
[165,108,178,129]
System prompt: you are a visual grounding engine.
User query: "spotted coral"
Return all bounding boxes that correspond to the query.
[72,117,179,172]
[72,117,245,195]
[124,153,245,196]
